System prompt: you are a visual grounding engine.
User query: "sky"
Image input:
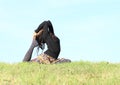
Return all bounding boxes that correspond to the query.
[0,0,120,63]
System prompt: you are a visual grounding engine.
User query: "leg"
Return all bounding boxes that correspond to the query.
[52,58,71,64]
[30,58,37,61]
[23,38,38,62]
[37,54,51,64]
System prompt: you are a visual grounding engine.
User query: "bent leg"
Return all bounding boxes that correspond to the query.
[23,38,38,62]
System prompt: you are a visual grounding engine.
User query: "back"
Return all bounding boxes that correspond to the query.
[44,34,61,59]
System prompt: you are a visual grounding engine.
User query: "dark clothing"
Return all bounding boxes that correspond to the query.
[23,38,39,61]
[35,21,61,59]
[23,21,60,62]
[23,43,35,61]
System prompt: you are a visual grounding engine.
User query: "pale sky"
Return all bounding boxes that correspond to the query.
[0,0,120,63]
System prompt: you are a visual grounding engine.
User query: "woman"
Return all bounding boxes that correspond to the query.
[23,20,61,64]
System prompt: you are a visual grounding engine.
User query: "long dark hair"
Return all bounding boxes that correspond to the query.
[35,31,45,55]
[37,33,45,47]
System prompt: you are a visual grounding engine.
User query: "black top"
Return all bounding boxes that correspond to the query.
[35,21,60,59]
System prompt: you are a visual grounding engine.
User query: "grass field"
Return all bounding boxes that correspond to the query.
[0,61,120,85]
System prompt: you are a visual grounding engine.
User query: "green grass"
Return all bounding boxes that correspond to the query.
[0,61,120,85]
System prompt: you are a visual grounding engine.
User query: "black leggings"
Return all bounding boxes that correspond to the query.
[23,38,38,61]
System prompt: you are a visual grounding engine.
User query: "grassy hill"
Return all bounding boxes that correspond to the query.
[0,61,120,85]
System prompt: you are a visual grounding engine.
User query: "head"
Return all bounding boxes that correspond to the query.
[36,35,44,49]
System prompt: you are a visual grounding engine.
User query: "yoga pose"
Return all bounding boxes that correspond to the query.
[23,20,61,64]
